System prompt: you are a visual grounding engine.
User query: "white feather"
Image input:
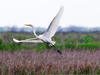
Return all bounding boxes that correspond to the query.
[13,6,64,54]
[43,6,64,38]
[13,38,43,43]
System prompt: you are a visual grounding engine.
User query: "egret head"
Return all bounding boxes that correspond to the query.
[24,24,33,27]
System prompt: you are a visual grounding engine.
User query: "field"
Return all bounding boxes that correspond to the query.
[0,32,100,74]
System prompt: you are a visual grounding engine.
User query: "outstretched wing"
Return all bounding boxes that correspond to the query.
[13,38,43,43]
[43,6,64,38]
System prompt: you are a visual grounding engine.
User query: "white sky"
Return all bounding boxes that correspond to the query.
[0,0,100,28]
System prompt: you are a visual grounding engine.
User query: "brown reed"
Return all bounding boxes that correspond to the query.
[0,50,100,74]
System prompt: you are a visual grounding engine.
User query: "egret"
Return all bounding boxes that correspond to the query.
[13,7,64,54]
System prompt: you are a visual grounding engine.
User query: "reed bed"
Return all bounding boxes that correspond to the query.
[0,50,100,74]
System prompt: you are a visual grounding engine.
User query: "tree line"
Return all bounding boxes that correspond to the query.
[0,26,100,33]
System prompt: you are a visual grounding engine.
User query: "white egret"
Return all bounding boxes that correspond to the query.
[13,6,64,54]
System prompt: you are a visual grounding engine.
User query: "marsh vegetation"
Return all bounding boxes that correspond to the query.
[0,32,100,74]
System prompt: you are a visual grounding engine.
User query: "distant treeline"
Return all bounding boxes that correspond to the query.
[0,26,100,33]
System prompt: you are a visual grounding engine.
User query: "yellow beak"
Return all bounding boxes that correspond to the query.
[24,24,31,26]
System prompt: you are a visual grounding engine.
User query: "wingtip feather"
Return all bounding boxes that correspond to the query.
[13,38,20,42]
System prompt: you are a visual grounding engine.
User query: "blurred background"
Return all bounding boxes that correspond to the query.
[0,0,100,28]
[0,0,100,51]
[1,0,100,74]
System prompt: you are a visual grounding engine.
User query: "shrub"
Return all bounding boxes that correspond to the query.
[64,40,76,49]
[0,39,2,45]
[36,43,47,52]
[0,44,5,50]
[7,42,22,51]
[78,43,99,50]
[79,35,94,43]
[0,39,5,50]
[54,44,64,50]
[52,35,61,43]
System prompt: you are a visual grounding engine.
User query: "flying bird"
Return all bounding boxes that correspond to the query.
[13,7,64,54]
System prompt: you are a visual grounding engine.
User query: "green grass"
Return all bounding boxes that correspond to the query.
[1,32,100,52]
[1,38,100,52]
[77,43,100,50]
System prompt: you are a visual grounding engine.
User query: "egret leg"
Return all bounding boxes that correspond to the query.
[51,45,62,54]
[43,41,62,54]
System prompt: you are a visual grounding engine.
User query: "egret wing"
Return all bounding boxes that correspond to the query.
[43,6,64,38]
[13,38,43,43]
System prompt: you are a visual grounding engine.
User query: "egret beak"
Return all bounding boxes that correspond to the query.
[24,24,31,26]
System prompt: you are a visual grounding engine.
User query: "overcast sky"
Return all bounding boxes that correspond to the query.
[0,0,100,28]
